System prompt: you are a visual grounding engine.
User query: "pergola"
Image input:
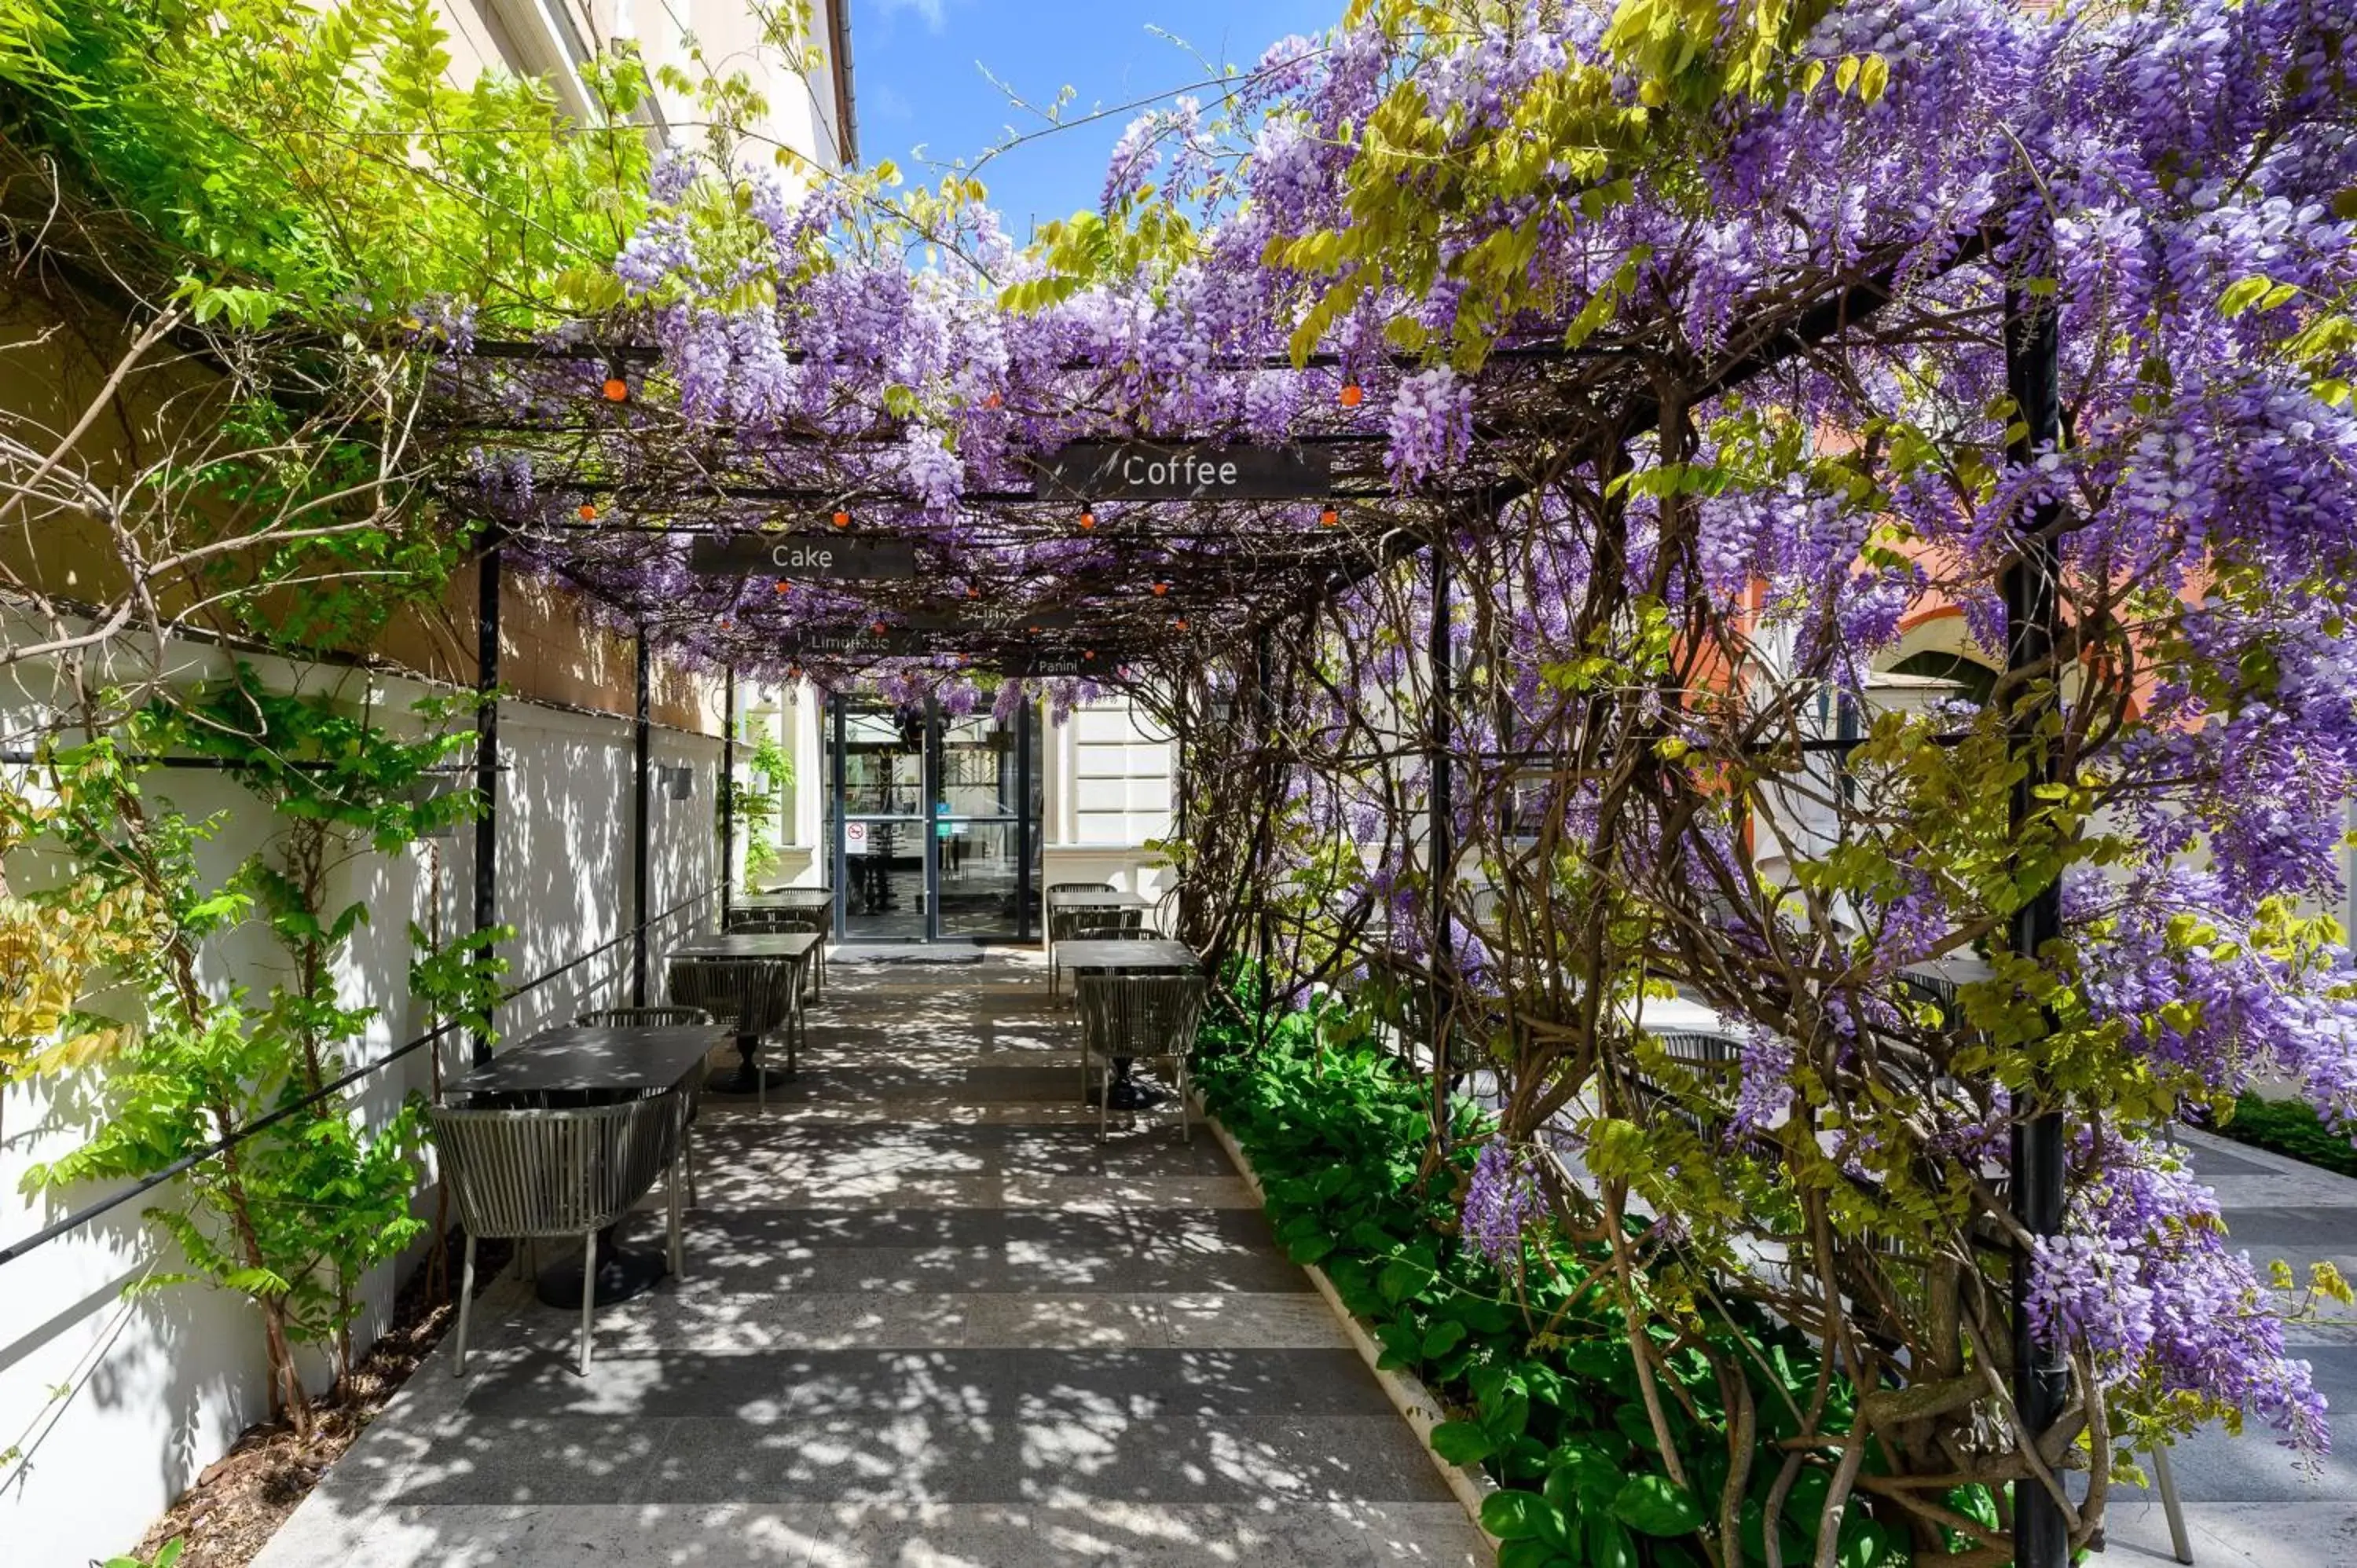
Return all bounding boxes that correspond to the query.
[396,208,2072,1553]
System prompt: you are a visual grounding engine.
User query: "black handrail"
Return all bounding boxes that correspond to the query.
[0,882,720,1272]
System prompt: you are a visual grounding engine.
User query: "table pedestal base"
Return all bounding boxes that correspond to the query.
[704,1031,794,1096]
[1090,1061,1169,1111]
[706,1062,795,1097]
[533,1229,668,1307]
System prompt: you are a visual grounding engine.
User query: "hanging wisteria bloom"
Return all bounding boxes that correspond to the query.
[1386,367,1473,484]
[1461,1134,1543,1266]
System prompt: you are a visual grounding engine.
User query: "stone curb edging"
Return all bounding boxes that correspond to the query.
[1196,1101,1505,1553]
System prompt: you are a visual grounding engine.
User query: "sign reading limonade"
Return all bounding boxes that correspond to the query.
[688,533,918,579]
[1031,442,1331,501]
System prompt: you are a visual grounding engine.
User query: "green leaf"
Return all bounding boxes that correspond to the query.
[1423,1318,1468,1357]
[1378,1257,1424,1304]
[1431,1418,1495,1464]
[1481,1489,1571,1546]
[1611,1473,1706,1536]
[1584,1514,1640,1568]
[2221,275,2275,317]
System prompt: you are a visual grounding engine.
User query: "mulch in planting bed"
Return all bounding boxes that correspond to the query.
[122,1231,511,1568]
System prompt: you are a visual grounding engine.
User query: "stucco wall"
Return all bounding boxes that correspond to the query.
[0,625,721,1566]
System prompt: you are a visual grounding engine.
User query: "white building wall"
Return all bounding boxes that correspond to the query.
[0,636,720,1566]
[1045,694,1177,902]
[437,1,852,174]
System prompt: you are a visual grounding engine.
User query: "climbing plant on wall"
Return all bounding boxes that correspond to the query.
[18,673,484,1427]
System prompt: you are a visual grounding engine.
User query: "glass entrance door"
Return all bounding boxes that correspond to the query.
[834,701,931,940]
[935,708,1041,940]
[828,696,1042,942]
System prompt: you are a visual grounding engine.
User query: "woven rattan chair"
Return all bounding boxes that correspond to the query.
[1044,885,1120,996]
[1053,910,1148,998]
[1076,973,1208,1143]
[725,907,831,994]
[575,1006,717,1206]
[431,1089,686,1376]
[666,955,802,1105]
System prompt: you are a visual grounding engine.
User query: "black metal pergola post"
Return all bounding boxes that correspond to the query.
[632,628,653,1007]
[2004,262,2069,1568]
[1428,529,1453,1133]
[720,669,736,928]
[471,539,502,1065]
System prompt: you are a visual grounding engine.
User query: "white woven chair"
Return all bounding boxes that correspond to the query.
[1076,973,1208,1143]
[431,1090,686,1376]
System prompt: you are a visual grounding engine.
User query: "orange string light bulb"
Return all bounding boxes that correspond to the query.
[1319,505,1339,527]
[1339,383,1364,408]
[831,509,851,529]
[601,376,629,402]
[578,502,599,522]
[1079,508,1096,531]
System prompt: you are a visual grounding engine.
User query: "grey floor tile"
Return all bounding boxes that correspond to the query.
[355,1504,823,1567]
[2104,1500,2357,1567]
[819,1500,1398,1567]
[959,1293,1170,1349]
[2215,1207,2357,1247]
[254,958,1483,1568]
[389,1416,667,1506]
[1162,1294,1354,1350]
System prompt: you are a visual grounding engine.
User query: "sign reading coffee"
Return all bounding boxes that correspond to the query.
[1032,442,1330,501]
[689,533,918,579]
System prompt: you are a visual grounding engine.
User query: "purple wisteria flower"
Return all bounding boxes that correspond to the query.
[1461,1134,1543,1265]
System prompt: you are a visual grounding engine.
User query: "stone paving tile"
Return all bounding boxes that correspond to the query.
[2106,1500,2357,1567]
[255,958,1477,1568]
[468,1290,1352,1357]
[302,1499,1486,1568]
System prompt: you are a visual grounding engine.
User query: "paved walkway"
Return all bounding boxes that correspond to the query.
[257,954,1486,1567]
[2105,1124,2357,1567]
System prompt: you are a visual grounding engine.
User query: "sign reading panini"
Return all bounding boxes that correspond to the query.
[1032,442,1330,501]
[689,534,918,579]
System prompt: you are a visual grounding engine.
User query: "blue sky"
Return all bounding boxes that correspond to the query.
[851,0,1340,240]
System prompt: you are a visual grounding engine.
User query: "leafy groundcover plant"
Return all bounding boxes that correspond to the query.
[1194,988,1995,1568]
[2212,1094,2357,1183]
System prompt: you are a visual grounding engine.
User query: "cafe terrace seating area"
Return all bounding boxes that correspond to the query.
[254,901,1488,1568]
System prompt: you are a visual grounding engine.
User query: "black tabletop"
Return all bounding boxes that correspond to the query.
[1057,938,1200,973]
[670,932,821,961]
[442,1024,727,1098]
[1047,888,1150,909]
[734,888,834,909]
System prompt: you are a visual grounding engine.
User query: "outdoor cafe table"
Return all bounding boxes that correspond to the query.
[727,886,833,924]
[1044,888,1153,995]
[440,1023,726,1307]
[724,888,834,992]
[1058,938,1201,1109]
[667,931,818,1093]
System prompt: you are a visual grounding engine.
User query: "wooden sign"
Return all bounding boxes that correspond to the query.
[789,626,922,656]
[689,533,919,579]
[1004,651,1103,678]
[1031,442,1332,501]
[901,606,1082,632]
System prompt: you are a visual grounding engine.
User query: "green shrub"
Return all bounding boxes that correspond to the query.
[2214,1094,2357,1179]
[1193,994,1952,1568]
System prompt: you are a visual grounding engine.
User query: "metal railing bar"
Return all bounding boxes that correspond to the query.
[0,882,719,1272]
